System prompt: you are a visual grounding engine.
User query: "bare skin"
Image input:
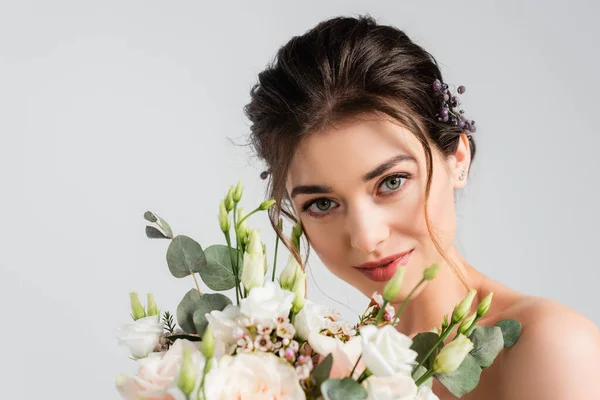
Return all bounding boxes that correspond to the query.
[286,115,600,399]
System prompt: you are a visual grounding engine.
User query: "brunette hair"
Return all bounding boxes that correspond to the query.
[244,15,476,287]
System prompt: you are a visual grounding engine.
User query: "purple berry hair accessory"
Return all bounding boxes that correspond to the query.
[432,79,476,136]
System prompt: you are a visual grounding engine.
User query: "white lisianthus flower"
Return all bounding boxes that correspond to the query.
[117,315,164,359]
[115,339,206,400]
[359,325,418,377]
[205,304,242,357]
[241,229,266,293]
[433,334,474,374]
[240,281,294,322]
[204,352,305,400]
[416,385,440,400]
[309,333,363,379]
[293,300,330,341]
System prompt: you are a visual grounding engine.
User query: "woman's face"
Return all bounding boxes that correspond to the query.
[286,117,470,300]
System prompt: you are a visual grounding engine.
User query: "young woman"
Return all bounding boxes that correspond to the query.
[244,15,600,399]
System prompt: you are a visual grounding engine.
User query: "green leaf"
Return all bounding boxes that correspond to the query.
[469,326,504,368]
[176,290,232,335]
[495,319,522,348]
[146,226,169,239]
[177,289,203,334]
[192,293,232,336]
[144,211,158,223]
[200,245,240,291]
[436,354,482,398]
[321,378,368,400]
[410,332,444,370]
[306,353,333,398]
[166,235,207,278]
[158,216,173,239]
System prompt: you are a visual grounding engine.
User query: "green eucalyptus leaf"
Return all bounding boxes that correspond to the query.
[200,245,240,291]
[143,211,158,223]
[305,353,334,398]
[469,326,504,368]
[166,235,207,278]
[176,289,203,334]
[191,293,232,336]
[495,319,522,348]
[146,226,169,239]
[436,354,482,398]
[321,378,368,400]
[410,332,444,370]
[158,216,173,239]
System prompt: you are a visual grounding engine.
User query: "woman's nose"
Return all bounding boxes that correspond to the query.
[347,203,390,255]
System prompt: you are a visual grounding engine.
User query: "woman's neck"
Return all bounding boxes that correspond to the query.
[390,247,487,338]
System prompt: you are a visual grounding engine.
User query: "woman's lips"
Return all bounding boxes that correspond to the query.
[356,250,413,282]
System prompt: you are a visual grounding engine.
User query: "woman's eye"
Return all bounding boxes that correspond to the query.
[303,198,339,216]
[378,174,408,194]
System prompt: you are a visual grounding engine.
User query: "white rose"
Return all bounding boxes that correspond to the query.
[360,325,418,377]
[365,374,418,400]
[240,281,294,322]
[293,300,330,341]
[116,339,205,400]
[117,315,165,359]
[204,352,305,400]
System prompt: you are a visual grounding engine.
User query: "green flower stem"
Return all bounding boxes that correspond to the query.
[236,207,261,228]
[232,202,244,300]
[392,278,425,326]
[271,231,280,282]
[414,368,436,387]
[375,300,389,325]
[357,369,372,384]
[412,321,457,375]
[224,232,241,305]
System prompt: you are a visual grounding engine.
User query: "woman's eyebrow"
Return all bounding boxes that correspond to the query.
[362,154,416,181]
[290,154,416,199]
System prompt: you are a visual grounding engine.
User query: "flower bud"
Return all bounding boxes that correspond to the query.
[441,314,449,331]
[218,201,230,233]
[241,230,265,293]
[458,311,477,335]
[423,264,439,281]
[259,199,276,211]
[383,266,406,302]
[224,186,234,212]
[233,180,243,202]
[236,207,249,244]
[477,292,493,317]
[429,326,441,335]
[146,293,160,317]
[279,253,301,291]
[291,268,307,314]
[129,292,146,320]
[433,334,474,374]
[452,289,477,324]
[177,348,196,395]
[262,242,268,274]
[291,221,303,251]
[202,325,215,358]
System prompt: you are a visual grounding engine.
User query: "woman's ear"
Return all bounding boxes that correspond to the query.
[452,133,472,189]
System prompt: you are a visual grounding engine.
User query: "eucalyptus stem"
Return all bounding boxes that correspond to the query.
[412,322,456,375]
[224,233,241,305]
[392,278,425,325]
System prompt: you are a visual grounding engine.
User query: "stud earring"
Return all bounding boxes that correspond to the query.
[459,168,466,181]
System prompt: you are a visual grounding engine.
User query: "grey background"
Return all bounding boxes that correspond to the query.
[1,1,598,398]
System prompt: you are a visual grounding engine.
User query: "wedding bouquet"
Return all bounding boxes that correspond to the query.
[115,182,521,399]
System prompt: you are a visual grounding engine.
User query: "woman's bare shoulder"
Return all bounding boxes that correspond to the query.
[494,295,600,398]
